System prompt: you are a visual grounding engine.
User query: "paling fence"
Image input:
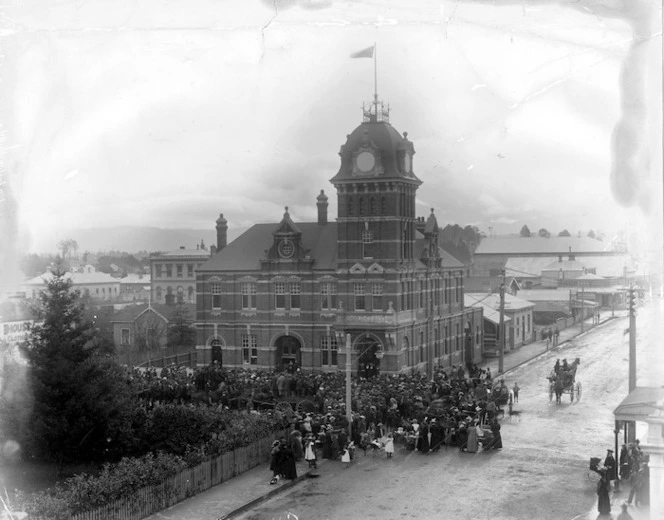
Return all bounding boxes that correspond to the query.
[70,432,282,520]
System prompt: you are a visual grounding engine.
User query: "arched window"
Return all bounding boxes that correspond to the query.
[188,286,194,302]
[348,198,354,216]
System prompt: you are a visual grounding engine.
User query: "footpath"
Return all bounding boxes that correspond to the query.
[147,312,624,520]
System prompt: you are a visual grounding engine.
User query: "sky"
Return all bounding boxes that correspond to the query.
[0,0,662,267]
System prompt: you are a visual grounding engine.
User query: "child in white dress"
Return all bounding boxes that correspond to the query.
[341,443,351,467]
[383,433,395,458]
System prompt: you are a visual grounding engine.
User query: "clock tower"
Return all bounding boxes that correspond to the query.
[330,104,421,270]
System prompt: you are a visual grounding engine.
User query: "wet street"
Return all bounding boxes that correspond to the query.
[236,301,664,520]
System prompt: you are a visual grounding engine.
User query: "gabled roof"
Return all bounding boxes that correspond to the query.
[198,222,338,272]
[111,303,196,323]
[119,274,151,285]
[152,248,212,258]
[23,270,120,286]
[504,257,556,278]
[515,289,574,302]
[464,295,512,324]
[577,273,605,280]
[475,236,609,255]
[465,292,535,311]
[542,259,586,271]
[414,235,465,268]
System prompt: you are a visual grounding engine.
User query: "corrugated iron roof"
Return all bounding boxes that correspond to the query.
[24,270,120,286]
[614,387,664,422]
[542,259,587,271]
[465,292,534,311]
[475,236,609,255]
[152,249,212,258]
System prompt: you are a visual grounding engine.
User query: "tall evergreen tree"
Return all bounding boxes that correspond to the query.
[21,263,138,464]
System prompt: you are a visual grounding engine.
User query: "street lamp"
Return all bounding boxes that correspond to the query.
[334,331,386,440]
[344,333,352,439]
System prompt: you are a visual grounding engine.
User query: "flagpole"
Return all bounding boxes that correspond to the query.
[374,42,378,117]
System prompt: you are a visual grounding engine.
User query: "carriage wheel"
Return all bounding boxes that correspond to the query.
[296,399,316,414]
[575,382,582,402]
[570,387,574,403]
[275,401,293,415]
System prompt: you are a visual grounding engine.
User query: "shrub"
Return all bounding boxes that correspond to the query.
[15,409,282,518]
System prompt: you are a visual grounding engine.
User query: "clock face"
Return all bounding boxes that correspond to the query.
[356,151,376,173]
[278,239,295,259]
[404,153,411,173]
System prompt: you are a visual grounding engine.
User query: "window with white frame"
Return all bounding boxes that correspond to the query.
[187,264,194,277]
[176,264,183,277]
[354,283,365,311]
[371,283,383,311]
[290,283,301,309]
[242,334,257,364]
[321,335,338,366]
[275,282,286,309]
[321,281,337,310]
[362,229,373,259]
[165,264,172,278]
[211,282,222,309]
[241,282,256,310]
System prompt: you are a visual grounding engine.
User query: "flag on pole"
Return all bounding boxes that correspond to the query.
[350,46,375,59]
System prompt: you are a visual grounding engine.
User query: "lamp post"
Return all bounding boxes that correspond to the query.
[336,331,386,440]
[344,333,352,439]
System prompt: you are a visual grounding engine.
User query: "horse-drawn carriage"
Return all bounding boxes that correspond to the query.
[548,357,582,404]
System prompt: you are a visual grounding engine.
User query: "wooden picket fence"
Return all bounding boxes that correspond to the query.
[70,432,283,520]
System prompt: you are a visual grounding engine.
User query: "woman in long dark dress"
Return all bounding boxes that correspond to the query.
[597,470,612,516]
[280,444,298,480]
[490,419,502,449]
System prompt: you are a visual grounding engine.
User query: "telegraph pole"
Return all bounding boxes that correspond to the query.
[581,286,585,333]
[498,269,505,374]
[628,285,637,392]
[345,333,353,439]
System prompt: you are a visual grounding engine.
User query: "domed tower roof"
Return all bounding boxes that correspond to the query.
[331,111,421,185]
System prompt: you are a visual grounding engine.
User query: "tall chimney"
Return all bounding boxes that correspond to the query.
[216,213,228,251]
[316,190,328,225]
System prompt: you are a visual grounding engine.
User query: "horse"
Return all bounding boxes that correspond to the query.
[554,376,565,404]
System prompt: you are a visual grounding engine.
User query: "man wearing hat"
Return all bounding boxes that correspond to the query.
[604,448,617,489]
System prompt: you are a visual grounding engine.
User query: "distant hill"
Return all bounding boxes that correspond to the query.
[42,226,221,255]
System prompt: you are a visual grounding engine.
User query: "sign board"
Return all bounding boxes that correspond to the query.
[0,320,33,346]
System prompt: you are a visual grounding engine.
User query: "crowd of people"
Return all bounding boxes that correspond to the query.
[593,440,650,517]
[121,361,513,475]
